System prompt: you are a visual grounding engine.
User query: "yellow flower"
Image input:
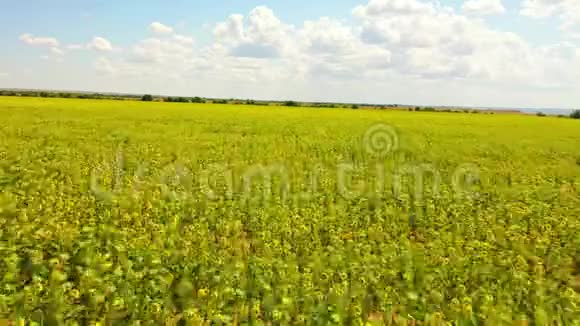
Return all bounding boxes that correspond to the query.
[151,303,162,314]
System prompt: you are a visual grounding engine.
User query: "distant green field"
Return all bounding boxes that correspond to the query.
[0,96,579,324]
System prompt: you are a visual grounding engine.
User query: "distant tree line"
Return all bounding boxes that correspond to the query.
[2,90,579,118]
[539,110,580,119]
[0,90,140,101]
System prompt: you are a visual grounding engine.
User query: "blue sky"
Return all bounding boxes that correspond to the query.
[1,0,579,109]
[0,1,566,47]
[4,1,362,54]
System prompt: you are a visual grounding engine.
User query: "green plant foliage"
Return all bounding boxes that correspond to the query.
[0,96,579,324]
[141,94,154,102]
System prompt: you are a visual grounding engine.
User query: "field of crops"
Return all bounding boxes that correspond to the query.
[0,96,579,324]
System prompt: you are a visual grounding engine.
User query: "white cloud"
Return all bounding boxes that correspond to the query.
[150,22,174,35]
[19,33,67,60]
[50,47,65,56]
[88,37,113,52]
[173,35,195,46]
[213,14,245,42]
[95,2,579,92]
[19,33,59,47]
[297,17,392,79]
[0,72,9,78]
[351,0,563,84]
[300,17,359,54]
[209,7,394,80]
[353,0,435,16]
[213,6,294,58]
[131,37,194,63]
[49,2,575,109]
[65,37,114,52]
[535,42,580,87]
[463,0,506,16]
[40,54,64,63]
[94,57,118,75]
[67,44,86,50]
[520,0,580,29]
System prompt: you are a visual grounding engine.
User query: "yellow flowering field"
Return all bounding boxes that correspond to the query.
[0,96,579,324]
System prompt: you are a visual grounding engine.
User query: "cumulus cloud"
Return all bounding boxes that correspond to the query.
[19,33,59,47]
[300,17,359,54]
[535,42,580,87]
[213,7,294,58]
[77,1,579,108]
[173,35,195,46]
[19,33,66,60]
[96,2,579,88]
[88,37,113,52]
[230,43,279,58]
[297,17,392,79]
[94,57,118,75]
[67,44,86,50]
[150,22,174,35]
[353,0,435,16]
[65,37,114,52]
[462,0,506,16]
[131,37,195,63]
[352,0,554,82]
[50,47,65,56]
[520,0,580,29]
[209,7,393,80]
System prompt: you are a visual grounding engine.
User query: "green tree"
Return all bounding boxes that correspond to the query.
[570,110,580,119]
[142,94,154,101]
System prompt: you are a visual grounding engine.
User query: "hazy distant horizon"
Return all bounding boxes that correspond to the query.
[0,87,575,115]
